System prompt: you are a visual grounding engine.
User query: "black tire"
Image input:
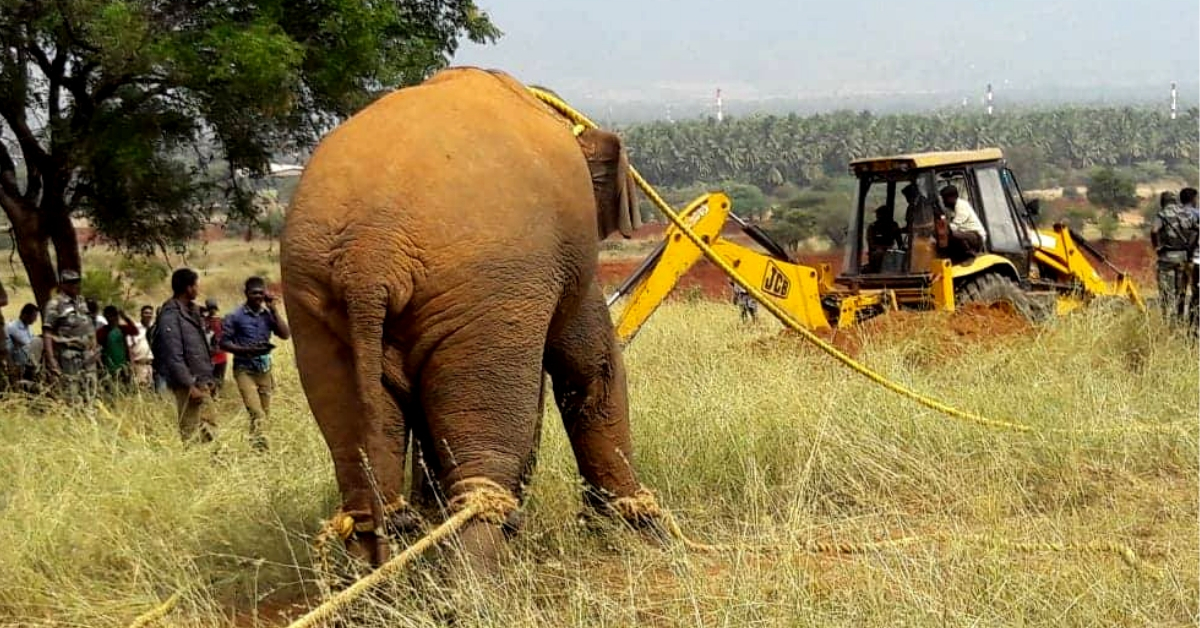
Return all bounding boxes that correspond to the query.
[954,272,1042,322]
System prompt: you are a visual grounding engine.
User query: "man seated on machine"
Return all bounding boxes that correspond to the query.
[865,203,902,272]
[937,184,987,263]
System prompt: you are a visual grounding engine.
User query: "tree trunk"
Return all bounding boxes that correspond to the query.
[8,206,58,310]
[46,206,80,278]
[0,279,9,391]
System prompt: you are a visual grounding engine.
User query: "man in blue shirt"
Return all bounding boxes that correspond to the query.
[6,303,39,382]
[220,276,291,451]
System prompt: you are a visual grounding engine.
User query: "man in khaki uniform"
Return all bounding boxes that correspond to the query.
[42,269,99,405]
[220,276,290,451]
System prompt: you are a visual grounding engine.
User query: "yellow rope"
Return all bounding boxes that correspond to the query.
[526,86,1184,438]
[125,589,182,628]
[610,485,1157,577]
[286,478,518,628]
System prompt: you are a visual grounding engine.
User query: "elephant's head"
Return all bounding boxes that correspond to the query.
[575,128,643,239]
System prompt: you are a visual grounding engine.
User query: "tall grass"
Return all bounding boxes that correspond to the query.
[0,297,1195,627]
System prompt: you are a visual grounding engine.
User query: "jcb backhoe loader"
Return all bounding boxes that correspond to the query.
[607,148,1144,345]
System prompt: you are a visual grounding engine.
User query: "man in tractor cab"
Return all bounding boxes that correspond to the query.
[865,203,902,272]
[937,184,987,264]
[900,182,927,233]
[900,182,938,270]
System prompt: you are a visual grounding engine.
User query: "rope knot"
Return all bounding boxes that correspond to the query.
[608,486,664,522]
[446,477,520,526]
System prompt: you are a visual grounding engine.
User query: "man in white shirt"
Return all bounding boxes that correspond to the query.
[127,304,155,387]
[938,185,987,262]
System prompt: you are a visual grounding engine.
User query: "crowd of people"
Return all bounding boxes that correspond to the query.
[3,268,290,448]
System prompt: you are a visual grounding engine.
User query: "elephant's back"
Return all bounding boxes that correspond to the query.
[282,67,597,320]
[289,67,590,236]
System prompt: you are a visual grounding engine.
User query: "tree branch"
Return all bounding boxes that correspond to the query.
[0,139,22,200]
[53,0,99,55]
[0,102,50,170]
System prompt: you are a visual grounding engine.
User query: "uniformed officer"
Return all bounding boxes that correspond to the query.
[1179,187,1200,332]
[42,269,99,405]
[1150,190,1199,323]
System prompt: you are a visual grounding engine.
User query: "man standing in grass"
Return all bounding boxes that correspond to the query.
[220,276,290,451]
[1180,187,1200,332]
[154,268,218,444]
[95,305,141,394]
[127,305,155,389]
[203,298,229,398]
[1150,190,1197,323]
[42,269,99,406]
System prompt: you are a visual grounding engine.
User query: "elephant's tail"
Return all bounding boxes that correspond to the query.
[343,280,408,450]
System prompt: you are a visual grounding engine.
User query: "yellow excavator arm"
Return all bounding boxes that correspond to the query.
[608,192,838,346]
[1029,224,1145,314]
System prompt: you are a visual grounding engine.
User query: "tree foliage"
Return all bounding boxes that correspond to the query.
[0,0,501,306]
[1085,167,1139,213]
[621,107,1198,191]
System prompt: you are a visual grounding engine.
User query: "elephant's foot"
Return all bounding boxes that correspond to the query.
[440,476,522,578]
[578,483,672,546]
[383,497,428,540]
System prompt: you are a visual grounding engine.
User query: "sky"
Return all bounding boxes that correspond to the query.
[450,0,1200,108]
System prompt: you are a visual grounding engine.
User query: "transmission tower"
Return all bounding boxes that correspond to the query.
[1171,81,1178,120]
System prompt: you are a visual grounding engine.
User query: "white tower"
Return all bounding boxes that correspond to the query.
[716,88,723,122]
[986,83,994,116]
[1171,81,1178,120]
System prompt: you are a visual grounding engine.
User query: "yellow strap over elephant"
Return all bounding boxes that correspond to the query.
[525,86,1180,437]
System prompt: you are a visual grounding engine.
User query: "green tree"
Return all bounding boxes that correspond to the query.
[0,0,501,308]
[1085,167,1139,214]
[720,181,768,218]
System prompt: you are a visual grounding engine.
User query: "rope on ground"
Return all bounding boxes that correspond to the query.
[526,86,1186,439]
[285,477,518,628]
[613,485,1159,578]
[124,589,182,628]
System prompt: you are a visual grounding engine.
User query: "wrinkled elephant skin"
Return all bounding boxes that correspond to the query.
[280,67,649,571]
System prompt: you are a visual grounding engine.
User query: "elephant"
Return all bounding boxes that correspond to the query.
[279,66,661,573]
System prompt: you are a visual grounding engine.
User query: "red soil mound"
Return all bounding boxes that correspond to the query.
[760,302,1034,361]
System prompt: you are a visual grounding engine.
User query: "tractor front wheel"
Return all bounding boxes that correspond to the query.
[954,273,1043,321]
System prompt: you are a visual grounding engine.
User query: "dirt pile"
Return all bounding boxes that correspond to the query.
[758,303,1034,361]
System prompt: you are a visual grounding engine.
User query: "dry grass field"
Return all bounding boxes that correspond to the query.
[0,241,1196,627]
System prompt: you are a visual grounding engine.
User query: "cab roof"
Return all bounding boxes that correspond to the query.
[849,148,1004,175]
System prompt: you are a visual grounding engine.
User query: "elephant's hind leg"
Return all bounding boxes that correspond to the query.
[289,300,411,567]
[417,310,550,574]
[544,284,650,526]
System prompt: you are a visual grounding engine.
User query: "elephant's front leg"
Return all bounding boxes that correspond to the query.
[545,285,654,529]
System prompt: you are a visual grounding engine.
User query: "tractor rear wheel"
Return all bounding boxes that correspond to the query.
[954,273,1042,321]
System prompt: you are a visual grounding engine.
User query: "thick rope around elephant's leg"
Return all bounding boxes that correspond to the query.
[289,478,519,628]
[609,486,1159,577]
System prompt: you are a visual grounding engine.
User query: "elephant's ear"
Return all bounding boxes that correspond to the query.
[576,127,643,239]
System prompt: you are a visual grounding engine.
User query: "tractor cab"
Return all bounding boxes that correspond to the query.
[835,148,1045,305]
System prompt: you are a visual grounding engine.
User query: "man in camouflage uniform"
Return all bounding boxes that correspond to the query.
[1149,190,1199,323]
[1180,187,1200,333]
[42,269,100,405]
